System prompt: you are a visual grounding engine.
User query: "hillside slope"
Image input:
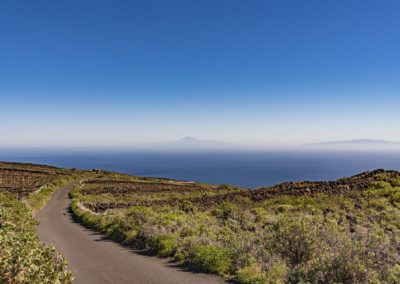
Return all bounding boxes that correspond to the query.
[71,169,400,283]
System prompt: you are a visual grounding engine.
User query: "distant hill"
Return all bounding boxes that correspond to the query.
[306,139,400,150]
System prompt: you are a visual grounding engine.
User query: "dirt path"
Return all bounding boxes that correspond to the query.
[37,181,225,284]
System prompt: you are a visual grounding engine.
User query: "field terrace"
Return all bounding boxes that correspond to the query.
[0,161,70,198]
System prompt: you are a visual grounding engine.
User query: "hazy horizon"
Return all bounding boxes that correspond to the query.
[1,136,400,152]
[1,1,400,147]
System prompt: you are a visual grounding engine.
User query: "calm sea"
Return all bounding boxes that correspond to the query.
[1,150,400,188]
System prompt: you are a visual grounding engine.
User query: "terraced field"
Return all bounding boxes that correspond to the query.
[77,175,241,212]
[0,161,70,198]
[75,169,394,213]
[71,169,400,283]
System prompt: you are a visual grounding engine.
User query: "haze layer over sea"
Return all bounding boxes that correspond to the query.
[1,149,400,188]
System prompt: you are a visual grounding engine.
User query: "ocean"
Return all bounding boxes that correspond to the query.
[1,149,400,188]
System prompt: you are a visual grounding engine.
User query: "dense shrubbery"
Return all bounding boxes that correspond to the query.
[71,171,400,283]
[0,162,79,283]
[0,194,72,283]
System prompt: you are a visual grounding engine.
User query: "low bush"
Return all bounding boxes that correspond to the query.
[187,244,232,275]
[268,217,318,268]
[151,234,177,257]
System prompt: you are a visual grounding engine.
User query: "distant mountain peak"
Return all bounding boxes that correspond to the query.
[175,136,226,146]
[179,136,199,142]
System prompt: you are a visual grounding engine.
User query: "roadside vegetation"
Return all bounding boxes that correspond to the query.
[0,162,76,283]
[0,194,72,283]
[24,173,80,214]
[71,170,400,283]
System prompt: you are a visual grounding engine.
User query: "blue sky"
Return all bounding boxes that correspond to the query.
[1,0,400,147]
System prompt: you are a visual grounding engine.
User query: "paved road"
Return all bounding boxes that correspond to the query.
[37,181,225,284]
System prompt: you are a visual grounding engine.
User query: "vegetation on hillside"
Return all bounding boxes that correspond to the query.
[0,194,73,283]
[71,170,400,283]
[3,161,400,283]
[0,162,75,283]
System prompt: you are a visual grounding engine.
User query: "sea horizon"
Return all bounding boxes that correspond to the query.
[2,149,400,188]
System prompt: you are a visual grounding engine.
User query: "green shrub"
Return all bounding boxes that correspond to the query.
[173,252,185,262]
[251,207,267,222]
[390,177,400,187]
[179,200,194,212]
[268,217,318,268]
[216,202,240,220]
[151,234,177,257]
[263,264,288,284]
[235,257,264,284]
[188,244,232,275]
[236,260,287,284]
[126,206,155,226]
[388,265,400,283]
[372,181,391,189]
[236,263,263,284]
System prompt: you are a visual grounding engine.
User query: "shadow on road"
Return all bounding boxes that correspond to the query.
[67,205,230,283]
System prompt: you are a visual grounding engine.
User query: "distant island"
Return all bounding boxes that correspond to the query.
[129,137,400,151]
[135,137,400,151]
[306,139,400,150]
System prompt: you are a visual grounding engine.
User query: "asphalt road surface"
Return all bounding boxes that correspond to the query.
[37,181,225,284]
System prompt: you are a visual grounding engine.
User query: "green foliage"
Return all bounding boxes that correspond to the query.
[236,263,263,284]
[188,244,232,275]
[268,217,318,267]
[0,194,72,283]
[388,265,400,283]
[173,252,185,262]
[178,200,194,213]
[212,202,240,220]
[390,177,400,187]
[251,207,267,222]
[236,257,266,284]
[151,234,177,256]
[236,260,288,284]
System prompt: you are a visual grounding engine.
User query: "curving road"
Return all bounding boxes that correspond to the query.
[37,181,225,284]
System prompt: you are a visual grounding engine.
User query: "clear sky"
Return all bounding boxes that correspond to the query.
[1,0,400,147]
